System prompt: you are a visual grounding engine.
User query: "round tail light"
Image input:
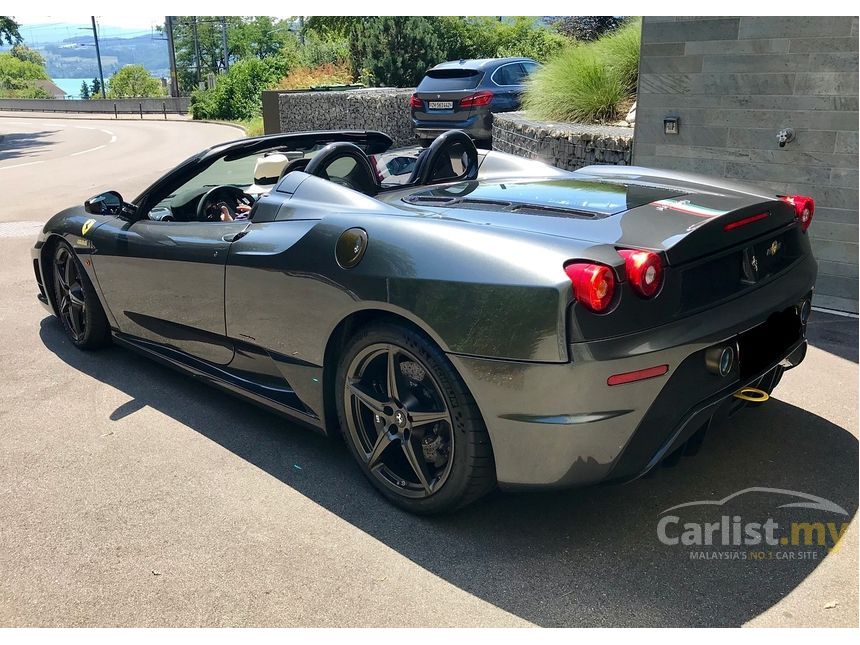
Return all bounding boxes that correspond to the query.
[564,262,616,312]
[618,249,664,298]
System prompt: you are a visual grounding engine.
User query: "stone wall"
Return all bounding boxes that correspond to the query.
[265,88,417,146]
[634,16,859,312]
[491,112,633,170]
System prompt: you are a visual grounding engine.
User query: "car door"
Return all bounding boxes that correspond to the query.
[90,217,248,365]
[491,62,529,112]
[88,131,396,366]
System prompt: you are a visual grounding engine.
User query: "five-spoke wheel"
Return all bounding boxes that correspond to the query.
[51,241,110,349]
[337,323,495,513]
[344,343,455,498]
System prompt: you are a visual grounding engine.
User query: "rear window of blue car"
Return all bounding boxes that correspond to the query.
[418,69,483,92]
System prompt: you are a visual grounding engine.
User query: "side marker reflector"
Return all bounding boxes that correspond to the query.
[607,364,669,386]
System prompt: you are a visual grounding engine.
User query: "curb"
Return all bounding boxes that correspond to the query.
[194,120,248,134]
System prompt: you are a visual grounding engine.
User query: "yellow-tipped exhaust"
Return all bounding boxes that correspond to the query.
[733,387,769,403]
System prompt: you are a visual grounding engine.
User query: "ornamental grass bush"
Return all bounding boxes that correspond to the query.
[523,19,641,123]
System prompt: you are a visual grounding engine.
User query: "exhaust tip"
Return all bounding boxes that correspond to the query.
[798,299,812,324]
[705,345,734,377]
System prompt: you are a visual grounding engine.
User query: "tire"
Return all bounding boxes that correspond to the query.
[336,322,496,514]
[51,241,110,350]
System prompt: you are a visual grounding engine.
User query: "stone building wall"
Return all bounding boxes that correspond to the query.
[634,16,859,312]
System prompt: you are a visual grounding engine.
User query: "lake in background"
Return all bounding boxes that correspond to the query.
[52,78,97,99]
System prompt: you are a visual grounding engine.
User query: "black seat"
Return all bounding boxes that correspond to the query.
[303,142,380,197]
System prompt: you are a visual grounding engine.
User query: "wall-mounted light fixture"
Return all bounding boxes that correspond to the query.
[663,116,680,135]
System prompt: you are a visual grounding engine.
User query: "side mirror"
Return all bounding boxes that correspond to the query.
[84,191,123,215]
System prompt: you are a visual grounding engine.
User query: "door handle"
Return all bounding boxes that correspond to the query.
[222,231,248,243]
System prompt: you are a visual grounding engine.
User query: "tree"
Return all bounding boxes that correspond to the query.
[79,80,90,100]
[1,16,21,45]
[0,51,49,98]
[106,64,164,98]
[349,17,445,87]
[550,16,624,42]
[90,77,101,98]
[230,16,290,60]
[10,43,44,66]
[170,16,292,93]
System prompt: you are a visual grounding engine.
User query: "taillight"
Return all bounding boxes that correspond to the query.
[460,91,493,108]
[618,249,663,298]
[565,262,615,312]
[409,94,423,109]
[779,194,814,231]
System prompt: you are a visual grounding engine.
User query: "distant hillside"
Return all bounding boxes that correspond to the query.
[1,33,169,79]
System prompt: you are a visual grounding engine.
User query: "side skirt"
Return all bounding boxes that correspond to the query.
[112,331,326,434]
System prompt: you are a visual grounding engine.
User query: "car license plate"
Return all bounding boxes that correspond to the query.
[428,101,453,110]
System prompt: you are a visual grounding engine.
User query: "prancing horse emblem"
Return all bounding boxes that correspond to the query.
[766,240,782,256]
[750,255,759,273]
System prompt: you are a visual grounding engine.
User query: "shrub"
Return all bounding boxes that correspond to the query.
[297,33,351,68]
[190,55,289,121]
[550,16,624,42]
[523,19,640,123]
[435,17,569,64]
[493,17,569,62]
[276,62,353,90]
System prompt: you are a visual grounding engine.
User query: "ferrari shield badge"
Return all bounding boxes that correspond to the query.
[81,219,96,236]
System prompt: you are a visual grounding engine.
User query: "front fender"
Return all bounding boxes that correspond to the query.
[36,207,117,327]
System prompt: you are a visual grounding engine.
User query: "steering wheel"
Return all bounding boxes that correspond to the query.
[196,185,254,222]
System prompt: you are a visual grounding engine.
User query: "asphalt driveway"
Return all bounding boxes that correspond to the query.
[0,115,856,627]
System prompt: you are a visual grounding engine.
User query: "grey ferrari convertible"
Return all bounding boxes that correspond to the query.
[32,129,817,513]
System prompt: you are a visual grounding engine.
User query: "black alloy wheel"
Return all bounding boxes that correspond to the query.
[337,323,495,514]
[52,242,110,349]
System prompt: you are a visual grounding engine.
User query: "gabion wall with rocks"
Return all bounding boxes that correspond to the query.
[492,112,633,170]
[274,88,417,146]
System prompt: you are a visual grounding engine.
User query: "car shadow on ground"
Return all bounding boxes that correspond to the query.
[39,318,858,627]
[0,130,57,162]
[807,312,858,363]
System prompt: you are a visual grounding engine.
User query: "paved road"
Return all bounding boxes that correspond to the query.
[0,116,856,627]
[0,113,243,223]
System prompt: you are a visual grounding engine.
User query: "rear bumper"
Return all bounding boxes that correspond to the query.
[449,257,816,489]
[412,113,493,141]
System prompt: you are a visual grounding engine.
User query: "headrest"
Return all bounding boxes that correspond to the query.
[253,153,291,186]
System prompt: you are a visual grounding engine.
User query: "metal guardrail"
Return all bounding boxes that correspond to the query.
[0,98,190,116]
